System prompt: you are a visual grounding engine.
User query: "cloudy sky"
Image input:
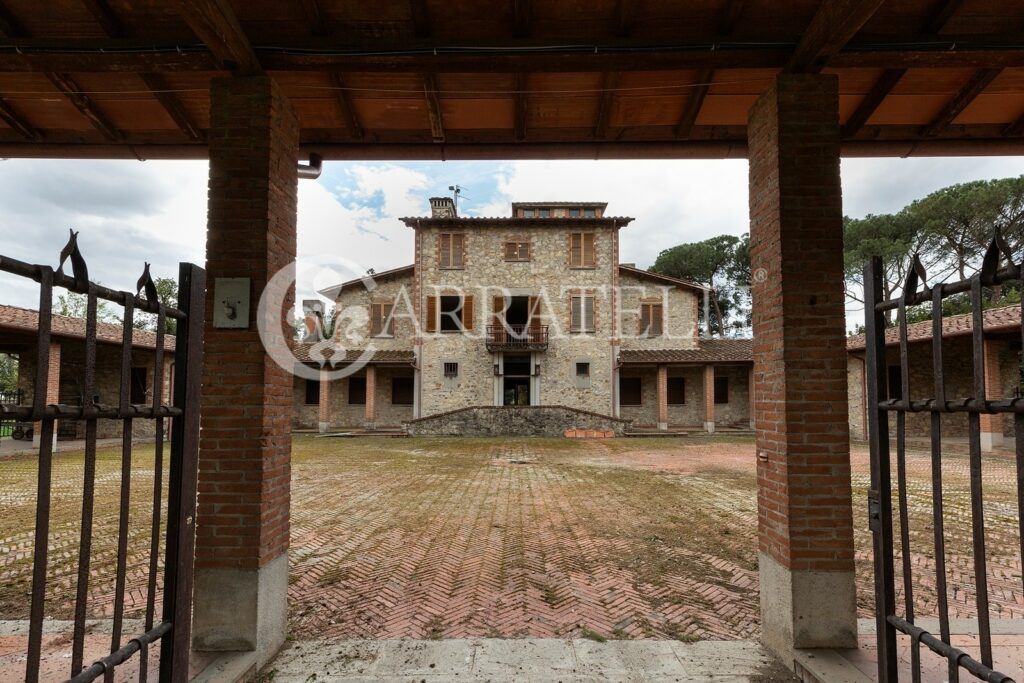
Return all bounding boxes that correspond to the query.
[0,155,1022,324]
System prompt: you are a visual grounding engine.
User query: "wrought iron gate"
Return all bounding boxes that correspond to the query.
[864,235,1017,683]
[0,232,204,683]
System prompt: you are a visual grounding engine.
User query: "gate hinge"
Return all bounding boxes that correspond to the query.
[867,491,881,532]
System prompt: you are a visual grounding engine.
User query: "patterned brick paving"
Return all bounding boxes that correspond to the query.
[1,435,1022,647]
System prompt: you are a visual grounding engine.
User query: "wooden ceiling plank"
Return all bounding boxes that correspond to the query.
[172,0,261,74]
[332,73,364,140]
[787,0,888,73]
[717,0,747,35]
[614,0,636,38]
[0,98,39,139]
[921,67,1003,137]
[300,0,329,37]
[423,73,444,142]
[923,0,966,35]
[0,0,26,37]
[1004,113,1024,137]
[594,71,619,140]
[46,72,122,141]
[80,0,127,37]
[513,72,527,141]
[513,0,529,38]
[410,0,430,38]
[842,68,906,138]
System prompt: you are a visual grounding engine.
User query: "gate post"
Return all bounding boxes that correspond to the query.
[748,73,857,654]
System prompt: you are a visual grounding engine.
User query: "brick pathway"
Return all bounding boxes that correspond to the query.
[1,434,1022,651]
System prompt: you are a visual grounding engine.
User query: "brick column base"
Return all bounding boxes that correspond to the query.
[980,339,1004,451]
[192,74,298,668]
[749,74,856,653]
[365,365,377,429]
[656,364,668,430]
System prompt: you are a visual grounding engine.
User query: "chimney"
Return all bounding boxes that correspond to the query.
[429,196,457,218]
[302,299,325,342]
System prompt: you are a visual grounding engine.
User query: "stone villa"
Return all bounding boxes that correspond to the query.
[293,198,753,435]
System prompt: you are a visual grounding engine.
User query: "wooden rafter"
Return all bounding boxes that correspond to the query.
[299,0,329,37]
[921,67,1002,138]
[787,0,887,73]
[675,70,712,139]
[0,0,25,37]
[513,0,530,38]
[614,0,636,37]
[843,0,964,138]
[80,0,202,141]
[0,98,39,139]
[423,73,444,142]
[47,72,122,141]
[717,0,747,35]
[1004,113,1024,137]
[513,72,527,141]
[331,73,363,140]
[410,0,430,38]
[594,71,619,140]
[172,0,261,74]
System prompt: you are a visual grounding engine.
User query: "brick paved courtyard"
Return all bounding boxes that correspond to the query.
[1,434,1022,646]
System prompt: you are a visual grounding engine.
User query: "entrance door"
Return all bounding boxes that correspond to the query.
[502,353,532,406]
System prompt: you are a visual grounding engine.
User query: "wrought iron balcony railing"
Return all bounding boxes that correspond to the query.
[485,324,549,352]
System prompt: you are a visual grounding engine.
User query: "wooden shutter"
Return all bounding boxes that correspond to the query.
[640,304,651,335]
[583,296,595,332]
[651,303,663,335]
[370,304,383,336]
[583,233,596,266]
[439,234,451,268]
[425,296,437,332]
[383,303,394,336]
[463,295,474,330]
[528,296,541,333]
[570,295,582,331]
[569,233,582,266]
[452,233,465,268]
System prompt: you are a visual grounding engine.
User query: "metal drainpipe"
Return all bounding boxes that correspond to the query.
[297,153,323,180]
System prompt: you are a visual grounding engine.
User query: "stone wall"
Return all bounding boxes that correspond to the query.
[405,405,631,437]
[619,364,750,428]
[617,270,700,350]
[847,335,1021,439]
[293,366,415,429]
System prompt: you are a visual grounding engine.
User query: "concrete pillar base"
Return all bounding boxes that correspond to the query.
[704,421,715,433]
[758,552,857,653]
[192,553,288,670]
[981,431,1004,452]
[317,421,330,434]
[657,422,668,431]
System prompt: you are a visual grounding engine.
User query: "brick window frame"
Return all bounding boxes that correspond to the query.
[438,232,466,269]
[568,232,597,268]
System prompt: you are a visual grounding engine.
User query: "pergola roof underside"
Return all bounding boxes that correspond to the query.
[2,0,1024,158]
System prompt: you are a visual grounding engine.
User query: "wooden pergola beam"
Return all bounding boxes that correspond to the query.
[0,0,25,37]
[299,0,329,37]
[675,70,712,139]
[1004,113,1024,137]
[331,73,363,140]
[921,67,1002,138]
[80,0,127,37]
[513,0,529,38]
[614,0,636,37]
[787,0,887,73]
[923,0,965,34]
[410,0,430,38]
[513,72,527,141]
[0,98,39,139]
[594,71,619,140]
[47,72,122,141]
[842,68,905,138]
[172,0,261,74]
[423,73,444,142]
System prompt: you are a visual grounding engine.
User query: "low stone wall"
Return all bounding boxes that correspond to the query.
[405,405,631,437]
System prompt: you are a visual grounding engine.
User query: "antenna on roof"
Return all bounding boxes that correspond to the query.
[448,184,468,213]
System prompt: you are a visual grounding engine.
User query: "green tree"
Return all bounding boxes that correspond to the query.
[54,289,119,323]
[133,277,178,334]
[651,234,750,336]
[0,353,17,393]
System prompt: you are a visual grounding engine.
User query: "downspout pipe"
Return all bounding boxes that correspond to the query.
[297,153,323,180]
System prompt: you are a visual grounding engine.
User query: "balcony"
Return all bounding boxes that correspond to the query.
[486,324,549,352]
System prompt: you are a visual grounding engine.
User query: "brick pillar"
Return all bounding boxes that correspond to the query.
[192,75,298,667]
[318,369,331,433]
[749,73,856,653]
[365,365,377,428]
[703,364,715,433]
[748,364,755,429]
[34,342,60,450]
[656,364,668,430]
[980,339,1004,451]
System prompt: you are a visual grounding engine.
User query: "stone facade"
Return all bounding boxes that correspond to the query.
[299,198,752,435]
[406,405,630,437]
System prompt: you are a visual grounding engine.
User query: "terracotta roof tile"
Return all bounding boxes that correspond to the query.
[847,305,1021,351]
[293,344,414,364]
[619,339,753,364]
[0,304,174,350]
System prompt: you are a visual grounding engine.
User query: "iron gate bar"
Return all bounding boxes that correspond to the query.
[25,267,54,683]
[895,297,920,682]
[866,234,1019,683]
[106,295,134,683]
[68,622,172,683]
[930,284,955,683]
[0,404,182,420]
[70,287,99,675]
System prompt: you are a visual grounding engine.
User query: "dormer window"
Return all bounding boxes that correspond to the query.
[584,208,596,218]
[569,208,580,217]
[539,208,550,218]
[522,208,534,217]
